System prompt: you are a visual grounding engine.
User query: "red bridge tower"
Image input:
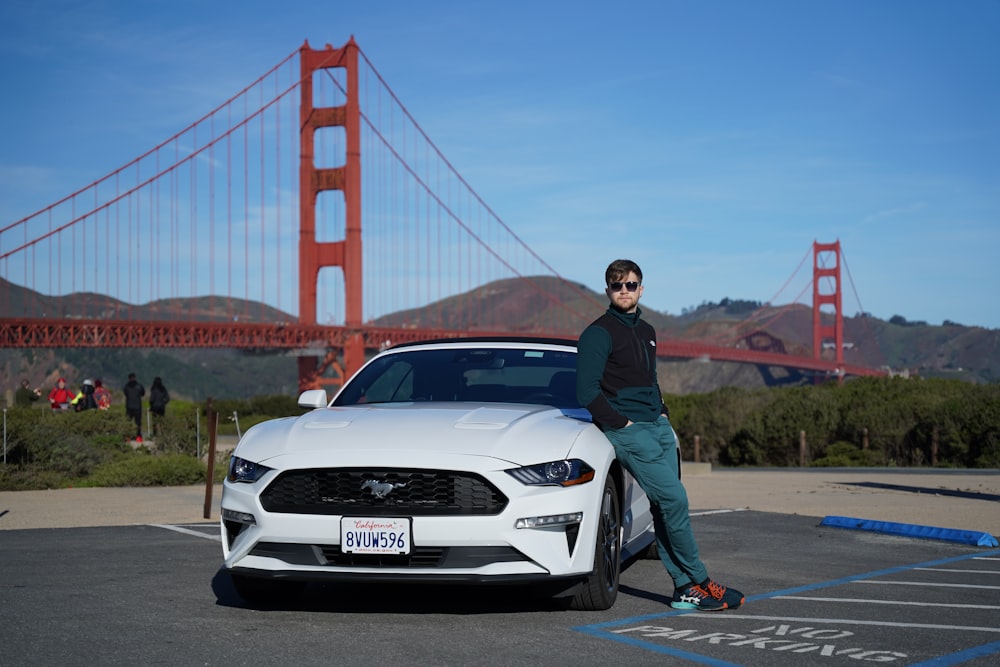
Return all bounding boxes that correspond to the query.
[812,240,844,366]
[297,39,364,390]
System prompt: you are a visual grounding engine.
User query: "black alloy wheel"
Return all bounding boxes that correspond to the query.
[569,475,622,611]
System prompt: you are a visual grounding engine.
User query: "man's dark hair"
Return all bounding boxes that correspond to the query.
[605,259,643,285]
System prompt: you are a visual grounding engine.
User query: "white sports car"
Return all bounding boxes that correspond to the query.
[220,337,656,610]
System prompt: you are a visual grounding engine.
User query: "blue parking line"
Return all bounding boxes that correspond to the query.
[574,548,1000,665]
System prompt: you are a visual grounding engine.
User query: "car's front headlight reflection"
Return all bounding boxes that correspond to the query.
[504,459,595,486]
[227,456,272,483]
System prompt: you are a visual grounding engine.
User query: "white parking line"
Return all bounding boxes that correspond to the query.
[679,614,1000,633]
[776,596,1000,610]
[915,567,1000,574]
[152,523,221,542]
[856,580,1000,590]
[690,508,748,517]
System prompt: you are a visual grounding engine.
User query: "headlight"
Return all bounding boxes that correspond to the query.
[227,456,272,483]
[505,459,595,487]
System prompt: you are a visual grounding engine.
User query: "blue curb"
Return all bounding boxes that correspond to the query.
[820,515,999,547]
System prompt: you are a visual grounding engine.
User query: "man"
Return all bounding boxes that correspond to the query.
[576,258,744,611]
[14,379,42,408]
[123,372,146,442]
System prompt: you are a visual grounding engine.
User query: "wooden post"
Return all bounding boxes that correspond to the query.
[203,398,217,520]
[931,426,939,466]
[862,427,869,450]
[694,434,701,463]
[799,430,807,467]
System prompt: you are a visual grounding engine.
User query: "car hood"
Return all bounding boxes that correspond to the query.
[233,403,595,468]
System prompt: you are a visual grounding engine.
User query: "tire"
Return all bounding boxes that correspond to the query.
[230,573,306,605]
[569,475,622,611]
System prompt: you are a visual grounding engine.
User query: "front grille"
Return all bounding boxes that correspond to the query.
[259,468,508,516]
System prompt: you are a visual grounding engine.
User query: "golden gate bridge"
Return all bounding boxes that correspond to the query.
[0,39,885,390]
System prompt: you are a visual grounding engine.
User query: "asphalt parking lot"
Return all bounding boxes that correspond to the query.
[580,517,1000,665]
[2,509,998,666]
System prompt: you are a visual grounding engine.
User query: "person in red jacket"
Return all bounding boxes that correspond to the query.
[47,377,74,411]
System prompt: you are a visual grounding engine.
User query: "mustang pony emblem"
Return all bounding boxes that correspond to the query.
[361,479,407,499]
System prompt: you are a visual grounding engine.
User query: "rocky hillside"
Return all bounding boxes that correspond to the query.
[2,276,997,401]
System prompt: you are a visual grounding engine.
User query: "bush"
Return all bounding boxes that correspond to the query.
[149,412,202,456]
[1,409,133,475]
[0,466,72,491]
[82,454,206,487]
[0,397,248,489]
[811,442,886,467]
[0,407,206,490]
[720,428,766,466]
[669,377,1000,468]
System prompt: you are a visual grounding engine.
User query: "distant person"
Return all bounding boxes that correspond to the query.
[72,379,98,412]
[123,372,146,441]
[14,379,42,408]
[93,379,112,410]
[149,376,170,436]
[47,377,74,411]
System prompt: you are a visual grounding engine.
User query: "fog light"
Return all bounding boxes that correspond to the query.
[222,508,257,526]
[515,512,583,529]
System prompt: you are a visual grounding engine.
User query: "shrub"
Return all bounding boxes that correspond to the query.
[811,442,886,467]
[1,409,133,476]
[82,454,206,487]
[0,466,71,491]
[149,412,202,456]
[670,377,1000,468]
[720,428,766,466]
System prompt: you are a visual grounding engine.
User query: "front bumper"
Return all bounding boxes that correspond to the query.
[220,471,601,582]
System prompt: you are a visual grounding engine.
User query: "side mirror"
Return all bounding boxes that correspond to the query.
[298,389,329,409]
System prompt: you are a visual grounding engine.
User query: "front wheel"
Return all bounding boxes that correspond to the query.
[570,475,622,611]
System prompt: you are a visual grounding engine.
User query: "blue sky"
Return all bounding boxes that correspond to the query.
[1,0,998,329]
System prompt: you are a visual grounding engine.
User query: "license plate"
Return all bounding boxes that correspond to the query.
[340,517,411,554]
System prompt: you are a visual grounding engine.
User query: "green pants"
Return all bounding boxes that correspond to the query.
[604,415,708,589]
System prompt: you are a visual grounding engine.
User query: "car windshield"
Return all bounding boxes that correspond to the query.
[332,346,581,408]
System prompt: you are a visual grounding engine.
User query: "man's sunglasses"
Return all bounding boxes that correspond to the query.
[608,281,640,292]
